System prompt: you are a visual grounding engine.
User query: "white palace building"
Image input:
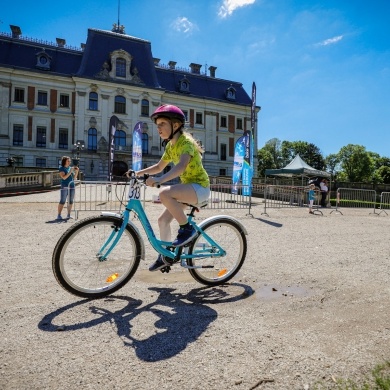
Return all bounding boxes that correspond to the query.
[0,23,259,180]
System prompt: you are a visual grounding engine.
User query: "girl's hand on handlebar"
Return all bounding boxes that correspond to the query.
[145,176,158,187]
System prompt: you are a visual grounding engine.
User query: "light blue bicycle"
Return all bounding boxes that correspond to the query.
[52,172,248,299]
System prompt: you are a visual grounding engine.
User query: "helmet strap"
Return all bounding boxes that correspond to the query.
[162,122,182,147]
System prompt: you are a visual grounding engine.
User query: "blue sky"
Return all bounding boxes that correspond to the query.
[2,0,389,158]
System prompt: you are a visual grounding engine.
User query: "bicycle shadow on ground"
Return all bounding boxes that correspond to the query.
[38,283,253,362]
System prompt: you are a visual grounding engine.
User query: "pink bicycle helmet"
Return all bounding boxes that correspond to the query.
[150,104,186,124]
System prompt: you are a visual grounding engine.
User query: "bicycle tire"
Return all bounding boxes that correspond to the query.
[187,217,247,286]
[52,216,142,299]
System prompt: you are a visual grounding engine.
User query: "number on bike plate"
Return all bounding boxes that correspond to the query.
[128,182,141,200]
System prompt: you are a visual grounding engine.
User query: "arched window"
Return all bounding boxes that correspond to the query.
[114,95,126,114]
[89,92,98,110]
[116,58,126,77]
[88,128,97,150]
[114,130,126,148]
[142,132,149,154]
[141,99,149,116]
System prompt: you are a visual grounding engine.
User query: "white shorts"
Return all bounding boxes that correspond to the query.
[191,183,210,204]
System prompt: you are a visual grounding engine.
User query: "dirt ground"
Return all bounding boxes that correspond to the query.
[0,192,389,390]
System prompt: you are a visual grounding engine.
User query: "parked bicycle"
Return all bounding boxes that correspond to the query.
[52,171,248,299]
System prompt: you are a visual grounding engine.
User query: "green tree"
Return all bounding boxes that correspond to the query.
[280,140,325,170]
[257,138,283,176]
[376,166,390,184]
[324,153,340,177]
[337,144,374,182]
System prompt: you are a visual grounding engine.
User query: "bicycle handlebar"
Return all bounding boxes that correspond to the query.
[125,171,160,188]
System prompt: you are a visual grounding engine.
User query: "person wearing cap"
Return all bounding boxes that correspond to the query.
[308,183,316,214]
[127,104,210,272]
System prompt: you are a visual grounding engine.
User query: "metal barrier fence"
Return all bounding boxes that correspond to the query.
[261,185,322,215]
[72,181,389,218]
[72,181,253,219]
[73,181,145,219]
[378,192,390,216]
[330,188,377,215]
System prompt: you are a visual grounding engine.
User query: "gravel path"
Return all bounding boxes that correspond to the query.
[0,190,389,390]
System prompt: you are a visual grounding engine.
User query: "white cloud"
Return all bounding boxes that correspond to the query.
[218,0,256,19]
[316,35,343,47]
[171,17,197,34]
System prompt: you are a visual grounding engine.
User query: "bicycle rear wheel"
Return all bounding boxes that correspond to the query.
[52,216,141,299]
[187,217,247,286]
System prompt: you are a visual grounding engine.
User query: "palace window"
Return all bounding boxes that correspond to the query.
[114,96,126,114]
[13,125,23,146]
[59,128,68,149]
[59,94,69,108]
[114,130,126,148]
[89,92,98,111]
[36,158,46,167]
[221,116,227,127]
[14,88,25,103]
[116,58,126,78]
[37,91,48,106]
[220,143,227,161]
[36,127,46,147]
[88,128,97,150]
[141,99,149,116]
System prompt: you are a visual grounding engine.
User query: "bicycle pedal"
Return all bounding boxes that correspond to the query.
[160,266,171,273]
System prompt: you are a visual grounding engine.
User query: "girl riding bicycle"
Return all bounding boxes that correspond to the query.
[128,104,210,271]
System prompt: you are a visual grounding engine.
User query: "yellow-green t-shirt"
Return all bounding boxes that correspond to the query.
[162,134,210,188]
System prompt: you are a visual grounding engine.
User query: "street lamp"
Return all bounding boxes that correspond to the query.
[73,141,84,166]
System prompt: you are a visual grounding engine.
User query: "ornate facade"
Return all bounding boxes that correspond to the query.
[0,24,259,179]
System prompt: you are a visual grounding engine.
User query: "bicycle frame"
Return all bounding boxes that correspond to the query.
[97,178,226,269]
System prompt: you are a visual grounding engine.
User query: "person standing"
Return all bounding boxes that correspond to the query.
[308,183,316,214]
[57,156,79,220]
[320,179,328,208]
[128,104,210,272]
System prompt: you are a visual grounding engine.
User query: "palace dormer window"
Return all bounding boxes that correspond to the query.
[226,85,236,101]
[179,77,190,93]
[35,50,51,71]
[109,49,133,81]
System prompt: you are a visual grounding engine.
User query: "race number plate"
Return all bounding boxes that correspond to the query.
[128,180,141,200]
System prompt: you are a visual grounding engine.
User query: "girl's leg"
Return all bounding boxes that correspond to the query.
[158,184,198,225]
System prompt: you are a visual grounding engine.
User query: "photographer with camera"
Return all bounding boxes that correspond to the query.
[57,156,79,220]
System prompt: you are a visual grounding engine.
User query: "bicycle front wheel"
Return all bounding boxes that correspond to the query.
[52,216,141,299]
[187,217,247,286]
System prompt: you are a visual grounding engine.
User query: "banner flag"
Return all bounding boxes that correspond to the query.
[232,81,256,196]
[242,82,256,196]
[132,121,143,171]
[232,135,245,195]
[108,115,119,181]
[251,82,256,131]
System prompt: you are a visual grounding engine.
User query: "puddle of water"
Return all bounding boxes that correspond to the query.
[255,283,313,301]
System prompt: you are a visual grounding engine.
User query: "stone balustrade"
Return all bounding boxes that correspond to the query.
[0,171,62,192]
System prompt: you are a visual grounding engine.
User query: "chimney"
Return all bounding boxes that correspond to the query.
[208,66,217,78]
[56,38,66,48]
[81,43,86,50]
[10,25,22,39]
[189,63,202,74]
[168,61,177,70]
[153,58,161,66]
